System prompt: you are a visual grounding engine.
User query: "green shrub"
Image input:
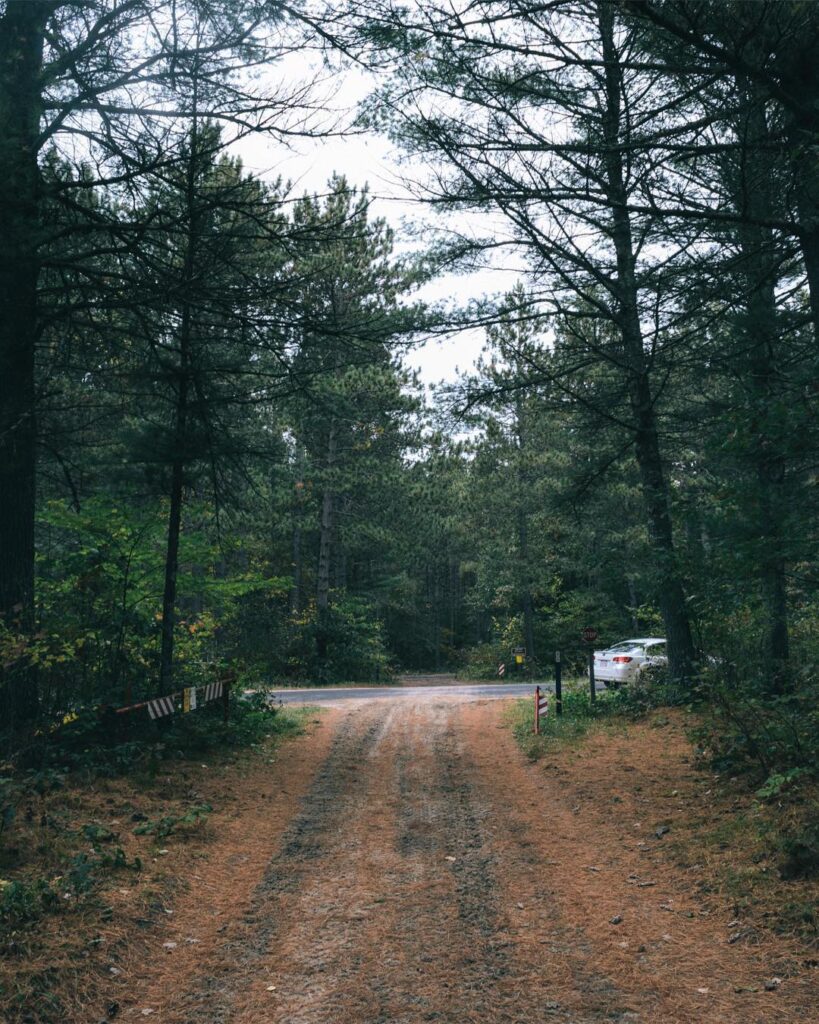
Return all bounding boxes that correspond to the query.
[287,596,394,684]
[457,615,532,679]
[10,693,309,785]
[778,819,819,881]
[133,804,212,841]
[603,663,698,717]
[0,879,59,927]
[691,666,819,784]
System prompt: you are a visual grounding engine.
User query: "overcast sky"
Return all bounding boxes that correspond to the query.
[231,62,524,389]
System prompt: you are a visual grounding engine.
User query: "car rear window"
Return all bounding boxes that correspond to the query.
[607,642,642,652]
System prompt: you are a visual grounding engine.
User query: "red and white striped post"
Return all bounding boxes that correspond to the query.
[534,685,549,734]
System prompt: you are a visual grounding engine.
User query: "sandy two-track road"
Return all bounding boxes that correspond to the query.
[119,692,816,1024]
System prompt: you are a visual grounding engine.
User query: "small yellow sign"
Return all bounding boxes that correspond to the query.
[515,654,524,665]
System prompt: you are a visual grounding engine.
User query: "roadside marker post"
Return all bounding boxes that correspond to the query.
[554,650,562,716]
[534,685,549,734]
[498,663,506,678]
[582,628,598,705]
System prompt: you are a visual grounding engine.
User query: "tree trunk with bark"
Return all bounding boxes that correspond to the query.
[598,1,696,681]
[0,1,50,723]
[289,450,306,615]
[736,87,790,680]
[514,394,536,663]
[316,421,336,662]
[158,113,200,695]
[291,506,303,615]
[159,449,186,694]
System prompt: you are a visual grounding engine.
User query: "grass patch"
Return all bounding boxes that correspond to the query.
[504,682,624,760]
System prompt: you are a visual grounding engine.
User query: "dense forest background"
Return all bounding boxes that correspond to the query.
[1,1,818,782]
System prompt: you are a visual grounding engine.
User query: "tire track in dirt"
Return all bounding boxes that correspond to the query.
[120,696,815,1024]
[389,705,626,1024]
[132,698,632,1024]
[131,708,386,1023]
[242,698,624,1024]
[458,700,817,1024]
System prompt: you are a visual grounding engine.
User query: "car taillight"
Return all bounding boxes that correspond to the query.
[612,656,633,664]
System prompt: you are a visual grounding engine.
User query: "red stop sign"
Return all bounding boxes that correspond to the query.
[582,627,598,643]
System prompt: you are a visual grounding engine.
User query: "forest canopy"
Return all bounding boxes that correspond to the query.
[0,0,817,785]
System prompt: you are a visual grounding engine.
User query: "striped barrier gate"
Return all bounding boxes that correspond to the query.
[534,685,549,734]
[114,673,235,726]
[146,679,225,721]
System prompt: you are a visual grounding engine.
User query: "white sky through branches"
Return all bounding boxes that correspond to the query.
[231,59,521,388]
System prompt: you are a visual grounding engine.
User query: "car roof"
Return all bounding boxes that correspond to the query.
[608,637,666,646]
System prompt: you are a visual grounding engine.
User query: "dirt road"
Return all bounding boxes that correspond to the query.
[122,696,816,1024]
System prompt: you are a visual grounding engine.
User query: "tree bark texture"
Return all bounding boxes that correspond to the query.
[513,393,536,663]
[736,86,790,678]
[598,1,696,681]
[316,422,336,663]
[158,111,200,695]
[160,453,186,695]
[779,49,819,348]
[291,514,303,615]
[0,1,50,723]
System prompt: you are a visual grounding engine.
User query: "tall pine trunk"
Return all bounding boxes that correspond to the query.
[737,87,790,680]
[159,452,186,694]
[315,421,336,662]
[515,394,536,663]
[784,99,819,346]
[290,511,303,615]
[158,301,191,694]
[0,2,49,723]
[598,2,696,681]
[158,114,200,695]
[289,450,307,615]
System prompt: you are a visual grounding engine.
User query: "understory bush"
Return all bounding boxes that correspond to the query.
[457,615,533,679]
[1,497,290,736]
[691,668,819,785]
[5,691,307,786]
[603,664,698,716]
[286,595,394,684]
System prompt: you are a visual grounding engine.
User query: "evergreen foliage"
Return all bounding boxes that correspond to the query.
[0,0,817,804]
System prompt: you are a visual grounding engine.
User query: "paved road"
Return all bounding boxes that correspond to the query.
[268,681,603,704]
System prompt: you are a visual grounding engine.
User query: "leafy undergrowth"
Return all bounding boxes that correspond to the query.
[506,697,819,948]
[0,699,314,1024]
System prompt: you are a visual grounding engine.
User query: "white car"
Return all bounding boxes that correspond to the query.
[593,638,667,686]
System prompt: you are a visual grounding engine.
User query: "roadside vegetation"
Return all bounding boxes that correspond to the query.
[506,678,819,945]
[0,697,312,1023]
